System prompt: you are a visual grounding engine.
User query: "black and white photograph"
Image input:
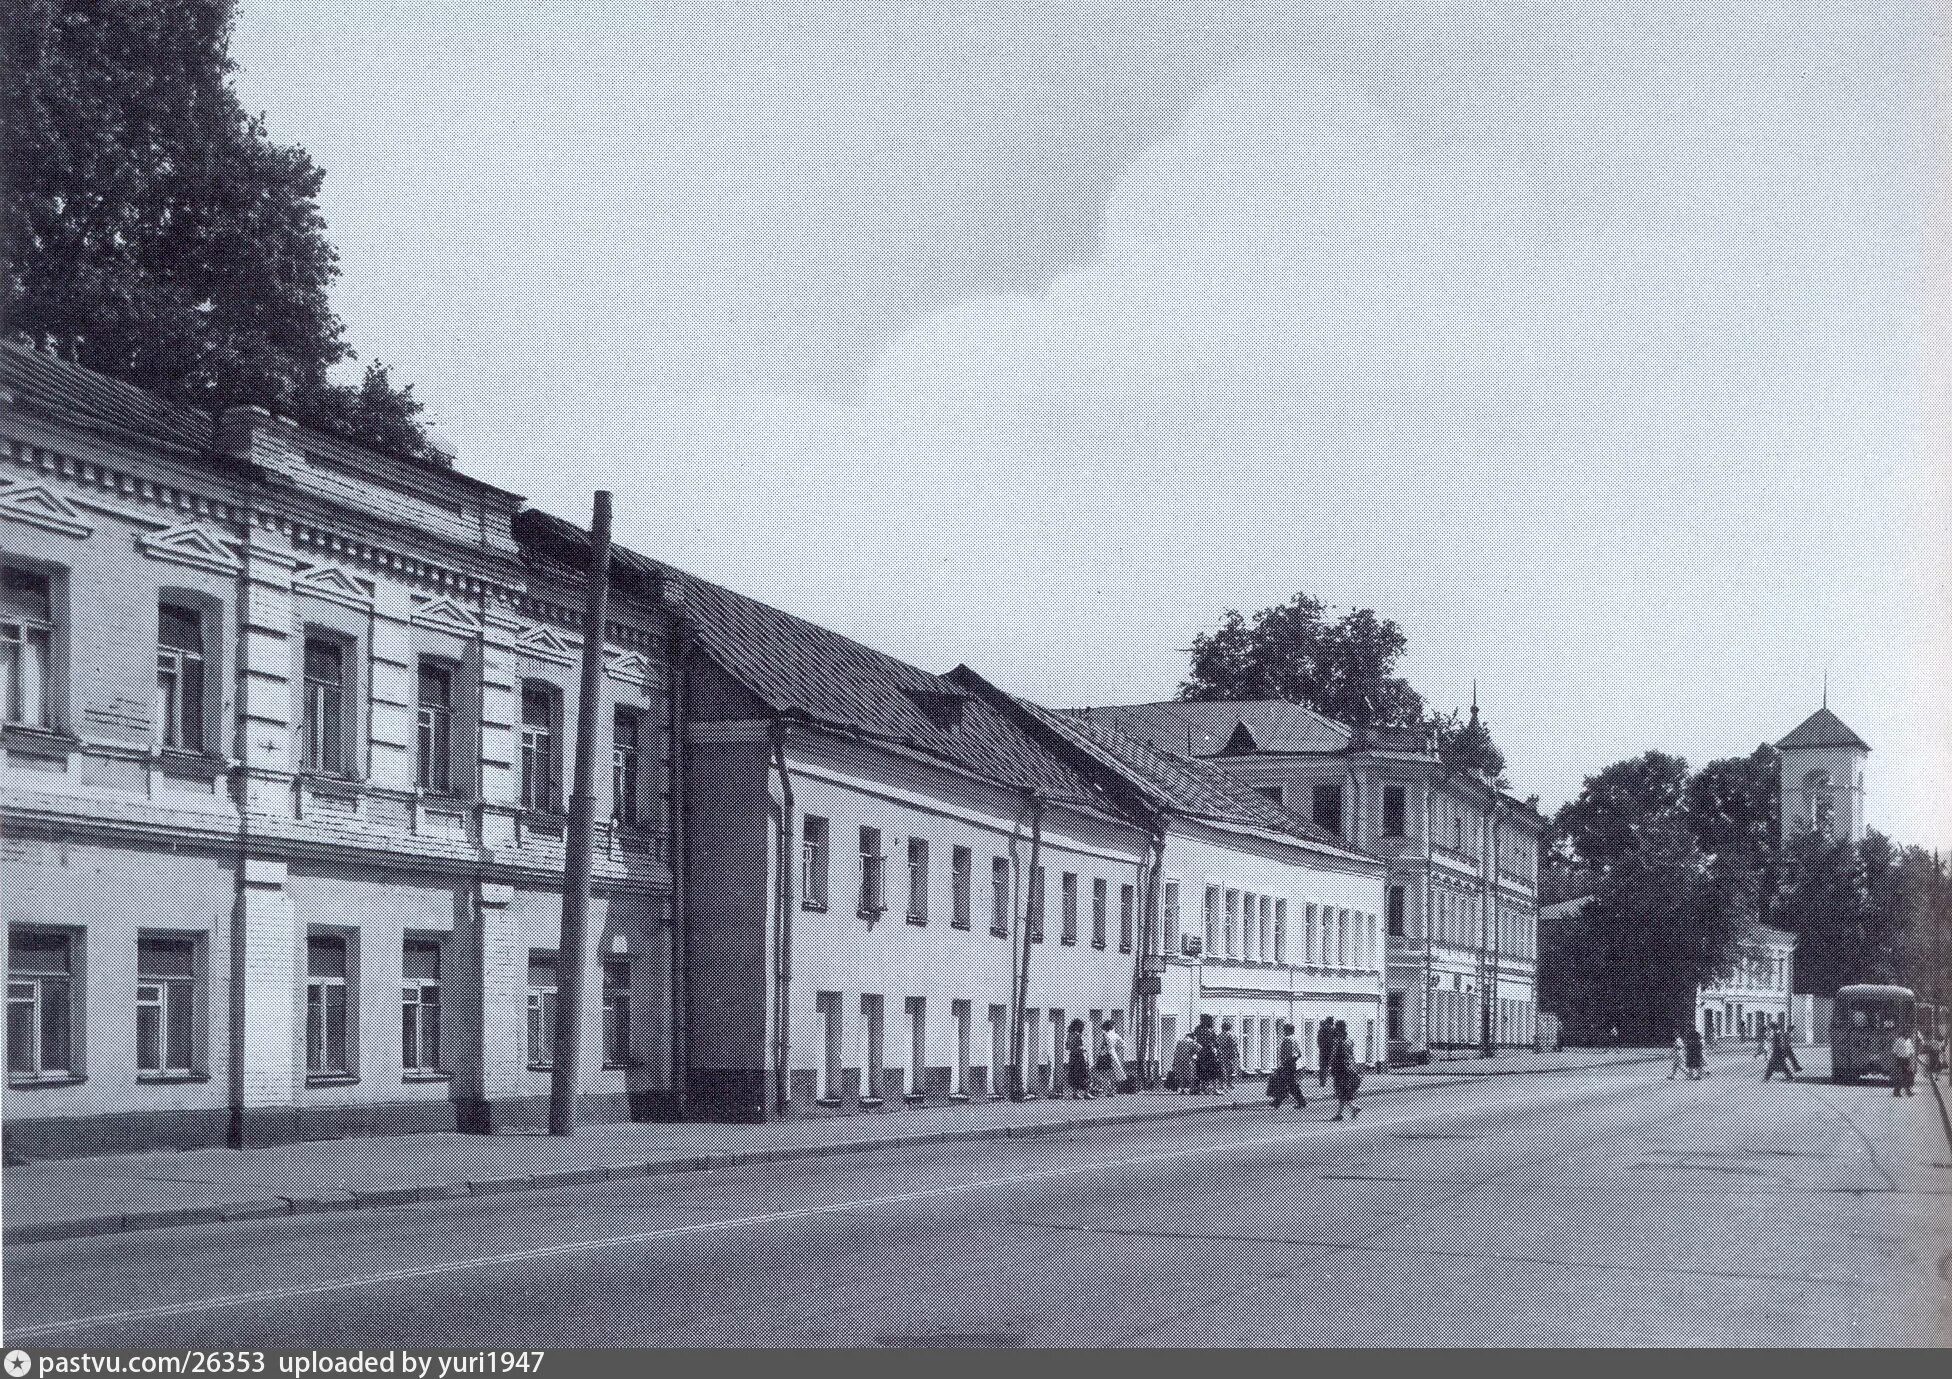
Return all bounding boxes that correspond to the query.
[1,0,1947,1353]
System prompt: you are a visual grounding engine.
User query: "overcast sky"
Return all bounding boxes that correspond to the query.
[231,1,1947,846]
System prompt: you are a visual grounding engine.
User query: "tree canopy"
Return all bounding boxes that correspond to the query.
[1178,592,1507,779]
[4,0,430,457]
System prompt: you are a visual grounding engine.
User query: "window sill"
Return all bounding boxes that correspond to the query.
[903,1092,926,1104]
[8,1073,86,1089]
[402,1071,452,1083]
[602,1060,642,1071]
[1060,937,1077,946]
[859,1096,884,1108]
[905,914,927,926]
[801,901,829,913]
[948,1092,970,1102]
[815,1096,843,1108]
[136,1072,209,1084]
[950,920,971,931]
[1,724,80,748]
[1118,944,1132,954]
[857,909,885,921]
[305,1074,359,1087]
[990,926,1008,938]
[1091,940,1107,950]
[527,1062,555,1072]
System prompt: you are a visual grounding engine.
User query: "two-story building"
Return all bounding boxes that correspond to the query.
[1072,699,1545,1063]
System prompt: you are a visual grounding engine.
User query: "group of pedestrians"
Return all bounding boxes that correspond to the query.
[1165,1014,1363,1121]
[1063,1018,1129,1099]
[1168,1014,1227,1095]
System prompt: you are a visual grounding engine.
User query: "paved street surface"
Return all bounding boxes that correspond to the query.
[7,1049,1948,1348]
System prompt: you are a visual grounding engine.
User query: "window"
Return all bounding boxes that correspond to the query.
[602,959,631,1066]
[1312,784,1342,834]
[1119,884,1135,952]
[1163,881,1180,955]
[402,939,442,1074]
[990,857,1010,936]
[301,636,348,775]
[155,603,205,752]
[137,934,197,1076]
[1092,878,1108,948]
[952,999,971,1096]
[951,846,972,929]
[801,816,830,910]
[1225,889,1241,958]
[906,838,929,923]
[906,996,926,1096]
[1,565,54,729]
[416,661,455,793]
[861,994,885,1100]
[1387,885,1406,937]
[816,992,843,1100]
[1061,873,1078,944]
[611,710,641,825]
[1204,885,1220,954]
[1029,866,1046,942]
[1382,785,1406,837]
[1274,899,1287,963]
[306,935,351,1077]
[526,950,558,1067]
[858,827,885,916]
[8,928,75,1080]
[519,685,559,811]
[1451,812,1464,851]
[1256,785,1283,804]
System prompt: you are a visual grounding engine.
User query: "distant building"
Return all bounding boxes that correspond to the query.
[1776,706,1869,845]
[1072,700,1545,1062]
[1695,924,1796,1045]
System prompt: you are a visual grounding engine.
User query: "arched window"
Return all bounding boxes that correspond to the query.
[1804,769,1833,833]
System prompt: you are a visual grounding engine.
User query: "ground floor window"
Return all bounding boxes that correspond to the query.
[137,933,199,1076]
[527,950,558,1068]
[602,959,632,1066]
[402,939,442,1074]
[305,934,352,1077]
[8,927,77,1081]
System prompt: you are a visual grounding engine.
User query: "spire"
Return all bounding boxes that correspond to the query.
[1469,679,1480,725]
[1822,668,1828,710]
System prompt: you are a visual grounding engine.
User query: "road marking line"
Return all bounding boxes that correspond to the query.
[7,1074,1621,1342]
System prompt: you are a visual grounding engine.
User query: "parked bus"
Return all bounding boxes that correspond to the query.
[1828,985,1915,1083]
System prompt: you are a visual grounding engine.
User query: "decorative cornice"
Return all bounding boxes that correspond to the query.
[0,475,92,538]
[292,561,377,610]
[412,593,484,636]
[515,624,579,665]
[137,521,242,574]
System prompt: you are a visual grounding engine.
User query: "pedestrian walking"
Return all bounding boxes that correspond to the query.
[1669,1031,1685,1079]
[1763,1023,1798,1082]
[1754,1023,1768,1058]
[1094,1018,1126,1096]
[1329,1019,1361,1121]
[1890,1030,1917,1097]
[1219,1019,1241,1090]
[1193,1014,1223,1094]
[1171,1031,1199,1093]
[1682,1025,1705,1080]
[1316,1019,1335,1089]
[1267,1022,1308,1110]
[1922,1030,1944,1085]
[1065,1017,1093,1099]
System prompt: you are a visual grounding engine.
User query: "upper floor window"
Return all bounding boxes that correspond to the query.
[155,603,207,752]
[611,709,641,826]
[1029,865,1046,942]
[1061,873,1079,944]
[990,857,1010,936]
[1387,885,1407,937]
[301,636,349,776]
[1382,785,1406,837]
[1119,883,1135,953]
[906,838,929,924]
[2,565,55,729]
[1162,881,1180,954]
[416,661,455,794]
[951,846,972,929]
[858,826,885,916]
[801,816,830,910]
[1312,784,1342,835]
[519,685,560,812]
[1092,878,1108,948]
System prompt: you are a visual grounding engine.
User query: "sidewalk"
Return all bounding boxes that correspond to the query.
[1393,1045,1673,1077]
[2,1047,1664,1247]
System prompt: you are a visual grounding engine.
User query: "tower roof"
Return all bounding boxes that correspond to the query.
[1775,707,1869,753]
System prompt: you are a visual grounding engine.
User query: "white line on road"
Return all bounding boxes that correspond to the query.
[9,1082,1602,1342]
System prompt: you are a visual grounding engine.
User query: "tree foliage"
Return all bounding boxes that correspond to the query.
[1429,707,1508,785]
[3,0,430,456]
[1179,595,1427,727]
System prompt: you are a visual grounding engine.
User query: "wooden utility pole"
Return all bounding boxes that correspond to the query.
[548,491,613,1136]
[1008,794,1044,1099]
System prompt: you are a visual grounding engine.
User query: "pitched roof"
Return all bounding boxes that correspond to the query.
[515,509,1110,807]
[1,340,215,451]
[953,671,1368,856]
[1071,700,1355,757]
[1775,707,1869,753]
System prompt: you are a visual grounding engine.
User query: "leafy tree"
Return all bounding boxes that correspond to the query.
[1179,594,1426,727]
[4,0,431,457]
[1429,705,1508,784]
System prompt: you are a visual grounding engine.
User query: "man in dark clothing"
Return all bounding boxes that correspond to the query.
[1763,1022,1799,1081]
[1268,1022,1308,1109]
[1316,1020,1335,1088]
[1682,1026,1705,1080]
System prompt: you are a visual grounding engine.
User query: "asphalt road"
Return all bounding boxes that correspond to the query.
[7,1050,1949,1348]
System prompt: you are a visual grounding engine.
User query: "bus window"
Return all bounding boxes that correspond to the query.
[1851,1009,1867,1029]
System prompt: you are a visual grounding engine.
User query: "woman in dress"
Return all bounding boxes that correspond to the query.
[1095,1018,1126,1096]
[1329,1019,1361,1120]
[1065,1017,1093,1098]
[1171,1031,1199,1093]
[1682,1025,1705,1080]
[1193,1014,1223,1094]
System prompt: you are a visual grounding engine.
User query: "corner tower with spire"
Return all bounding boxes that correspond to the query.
[1775,700,1869,844]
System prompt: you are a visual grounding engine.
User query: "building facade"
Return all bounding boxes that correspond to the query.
[1,344,674,1158]
[1776,707,1869,845]
[1074,700,1545,1062]
[1695,924,1796,1045]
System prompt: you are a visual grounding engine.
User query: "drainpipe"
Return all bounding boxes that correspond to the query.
[1131,822,1166,1086]
[770,716,795,1117]
[664,609,692,1120]
[1007,792,1045,1099]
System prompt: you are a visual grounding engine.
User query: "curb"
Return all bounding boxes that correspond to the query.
[3,1073,1442,1247]
[1393,1053,1671,1079]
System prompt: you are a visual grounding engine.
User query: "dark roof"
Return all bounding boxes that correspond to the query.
[1073,700,1354,757]
[961,677,1367,855]
[1775,707,1869,753]
[515,509,1109,807]
[1,340,215,450]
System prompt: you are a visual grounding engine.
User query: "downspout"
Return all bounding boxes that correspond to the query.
[1008,791,1045,1099]
[665,613,691,1120]
[769,715,795,1117]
